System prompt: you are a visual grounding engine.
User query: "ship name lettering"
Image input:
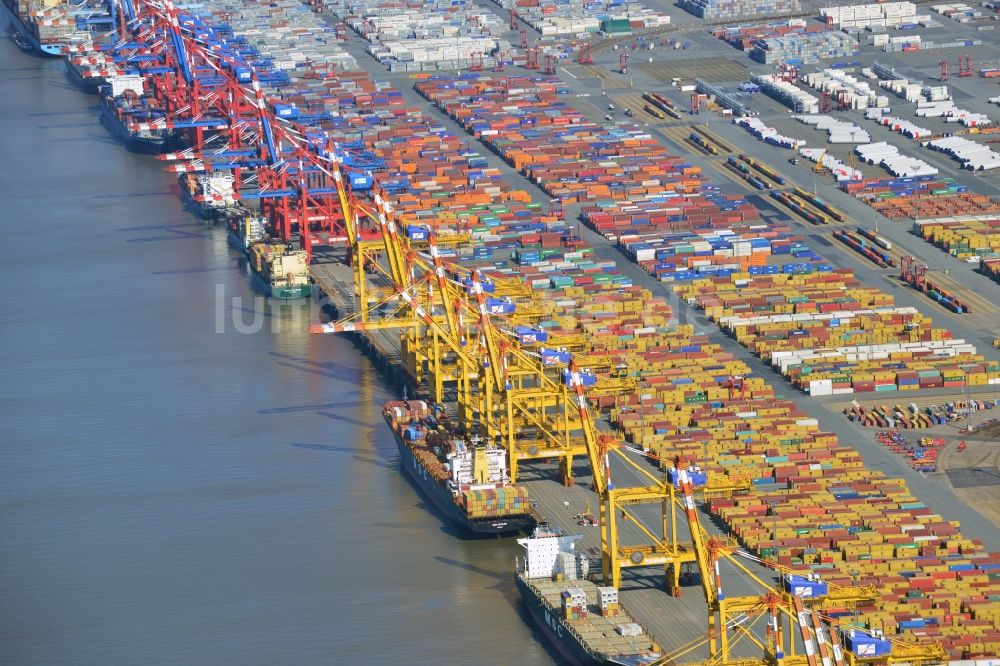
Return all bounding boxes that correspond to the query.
[543,610,564,638]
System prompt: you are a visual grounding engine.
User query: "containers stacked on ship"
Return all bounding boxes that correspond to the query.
[228,214,266,253]
[3,0,76,56]
[384,401,535,536]
[180,173,243,220]
[66,50,116,94]
[99,75,182,154]
[515,528,662,666]
[247,242,311,299]
[67,60,102,93]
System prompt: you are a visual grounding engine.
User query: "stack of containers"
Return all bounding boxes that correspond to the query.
[701,469,1000,659]
[931,3,979,21]
[750,75,820,113]
[463,487,529,518]
[341,1,508,71]
[488,0,670,35]
[851,187,1000,220]
[21,1,91,49]
[681,0,800,21]
[344,1,506,41]
[880,78,924,103]
[820,2,917,29]
[749,31,859,65]
[597,587,620,617]
[913,215,1000,261]
[561,589,588,621]
[713,21,818,51]
[367,38,502,71]
[610,370,1000,660]
[581,189,760,241]
[203,0,359,72]
[882,36,983,52]
[984,258,1000,283]
[615,227,808,283]
[417,75,704,205]
[668,268,987,395]
[848,403,988,429]
[194,12,1000,650]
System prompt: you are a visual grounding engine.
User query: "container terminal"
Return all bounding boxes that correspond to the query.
[14,0,1000,661]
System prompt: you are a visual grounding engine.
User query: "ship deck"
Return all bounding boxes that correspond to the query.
[524,577,659,660]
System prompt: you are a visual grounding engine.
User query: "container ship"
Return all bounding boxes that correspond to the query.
[516,528,662,666]
[225,212,310,298]
[247,242,311,299]
[99,75,183,154]
[227,211,266,251]
[67,58,103,93]
[3,0,77,56]
[383,401,535,535]
[180,173,242,220]
[67,50,116,94]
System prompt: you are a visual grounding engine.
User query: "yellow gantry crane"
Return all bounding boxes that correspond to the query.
[314,158,721,584]
[313,159,634,483]
[308,160,945,666]
[641,465,946,666]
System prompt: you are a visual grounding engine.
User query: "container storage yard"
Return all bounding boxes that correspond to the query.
[5,0,1000,663]
[490,0,671,36]
[682,0,800,21]
[749,31,859,65]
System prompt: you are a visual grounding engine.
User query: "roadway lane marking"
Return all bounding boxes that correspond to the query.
[561,67,578,79]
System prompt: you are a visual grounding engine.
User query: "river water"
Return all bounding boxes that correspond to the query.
[0,28,555,665]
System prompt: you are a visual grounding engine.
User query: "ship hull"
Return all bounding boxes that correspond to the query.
[3,3,64,57]
[268,283,311,299]
[227,223,251,255]
[241,254,311,300]
[180,180,239,221]
[392,430,533,536]
[99,96,180,154]
[66,61,102,94]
